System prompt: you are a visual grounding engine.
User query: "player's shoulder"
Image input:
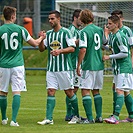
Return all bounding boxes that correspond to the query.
[122,25,131,30]
[121,25,132,34]
[62,27,71,32]
[47,29,53,34]
[116,29,126,38]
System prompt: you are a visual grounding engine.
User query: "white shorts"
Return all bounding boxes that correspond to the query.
[46,71,74,90]
[80,70,103,90]
[0,66,26,92]
[73,69,80,87]
[114,73,133,91]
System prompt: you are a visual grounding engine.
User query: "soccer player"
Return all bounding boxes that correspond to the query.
[104,10,133,122]
[65,9,82,121]
[77,9,107,124]
[103,15,133,124]
[37,10,80,125]
[0,6,45,126]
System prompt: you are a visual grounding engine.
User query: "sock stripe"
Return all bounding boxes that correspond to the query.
[0,95,7,99]
[94,94,101,99]
[69,94,76,101]
[47,96,55,100]
[82,95,91,100]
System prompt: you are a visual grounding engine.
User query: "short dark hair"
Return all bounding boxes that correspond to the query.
[49,10,60,18]
[108,15,120,28]
[111,10,123,18]
[3,6,16,20]
[72,9,82,21]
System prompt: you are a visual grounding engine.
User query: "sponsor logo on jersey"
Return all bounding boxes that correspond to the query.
[50,40,61,50]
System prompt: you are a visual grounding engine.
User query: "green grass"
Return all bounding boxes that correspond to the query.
[1,75,133,133]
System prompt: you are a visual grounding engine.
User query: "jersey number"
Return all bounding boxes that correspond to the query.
[1,32,18,50]
[94,33,100,50]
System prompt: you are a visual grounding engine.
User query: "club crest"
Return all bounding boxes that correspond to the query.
[50,40,61,50]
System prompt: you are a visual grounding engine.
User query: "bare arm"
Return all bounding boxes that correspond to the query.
[76,48,86,76]
[27,33,46,47]
[50,46,75,56]
[38,40,46,52]
[75,39,79,46]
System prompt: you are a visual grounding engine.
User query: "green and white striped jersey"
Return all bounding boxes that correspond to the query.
[0,23,31,68]
[44,27,76,72]
[109,30,132,75]
[79,24,106,71]
[120,25,133,47]
[68,24,80,69]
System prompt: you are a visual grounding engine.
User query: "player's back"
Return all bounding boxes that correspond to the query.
[80,24,104,71]
[0,23,28,68]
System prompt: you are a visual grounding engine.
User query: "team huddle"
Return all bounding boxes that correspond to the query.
[0,6,133,127]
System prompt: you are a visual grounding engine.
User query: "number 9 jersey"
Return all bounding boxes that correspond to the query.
[79,23,107,71]
[0,23,31,68]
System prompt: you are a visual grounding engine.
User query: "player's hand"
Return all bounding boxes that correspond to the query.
[76,66,81,76]
[104,25,110,39]
[103,55,110,61]
[50,49,61,56]
[38,30,46,37]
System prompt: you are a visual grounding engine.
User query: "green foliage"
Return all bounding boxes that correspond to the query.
[1,76,133,133]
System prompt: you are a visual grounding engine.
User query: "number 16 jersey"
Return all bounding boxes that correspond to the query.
[0,23,31,68]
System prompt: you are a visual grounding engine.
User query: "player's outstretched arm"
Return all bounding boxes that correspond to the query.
[27,36,45,47]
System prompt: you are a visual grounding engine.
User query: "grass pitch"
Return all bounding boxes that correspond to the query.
[1,73,133,133]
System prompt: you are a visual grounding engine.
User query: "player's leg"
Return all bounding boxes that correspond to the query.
[104,88,124,124]
[55,71,79,124]
[0,91,8,125]
[65,96,73,121]
[91,70,103,123]
[124,91,133,118]
[46,89,56,120]
[37,71,57,125]
[81,89,94,123]
[65,70,79,121]
[65,89,79,118]
[119,74,133,122]
[10,66,26,126]
[105,73,131,124]
[37,88,55,125]
[79,70,94,124]
[92,89,103,123]
[0,68,10,125]
[112,82,117,114]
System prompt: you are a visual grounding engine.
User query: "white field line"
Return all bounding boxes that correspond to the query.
[7,107,127,116]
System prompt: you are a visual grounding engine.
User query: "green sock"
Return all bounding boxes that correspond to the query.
[65,96,72,117]
[114,94,124,115]
[125,94,133,117]
[69,94,79,117]
[94,94,102,118]
[46,96,55,120]
[0,95,7,120]
[113,89,117,114]
[82,95,93,120]
[12,95,20,122]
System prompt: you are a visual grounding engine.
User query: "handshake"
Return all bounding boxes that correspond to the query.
[38,30,46,38]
